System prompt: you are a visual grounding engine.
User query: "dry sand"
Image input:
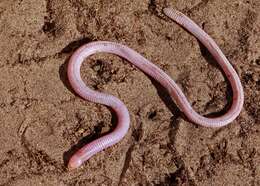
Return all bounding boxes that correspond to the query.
[0,0,259,185]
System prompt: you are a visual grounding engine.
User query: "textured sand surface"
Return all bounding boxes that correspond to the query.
[0,0,259,185]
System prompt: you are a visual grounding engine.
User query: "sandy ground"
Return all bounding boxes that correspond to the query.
[0,0,259,185]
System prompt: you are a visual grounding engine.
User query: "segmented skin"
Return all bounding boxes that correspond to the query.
[67,8,244,169]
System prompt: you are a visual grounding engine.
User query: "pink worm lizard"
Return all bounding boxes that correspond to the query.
[67,8,244,169]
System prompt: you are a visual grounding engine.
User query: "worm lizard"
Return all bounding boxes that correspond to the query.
[66,8,244,169]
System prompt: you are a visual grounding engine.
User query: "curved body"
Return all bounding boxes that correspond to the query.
[67,8,244,169]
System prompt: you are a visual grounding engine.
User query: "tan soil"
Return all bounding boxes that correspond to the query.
[0,0,259,185]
